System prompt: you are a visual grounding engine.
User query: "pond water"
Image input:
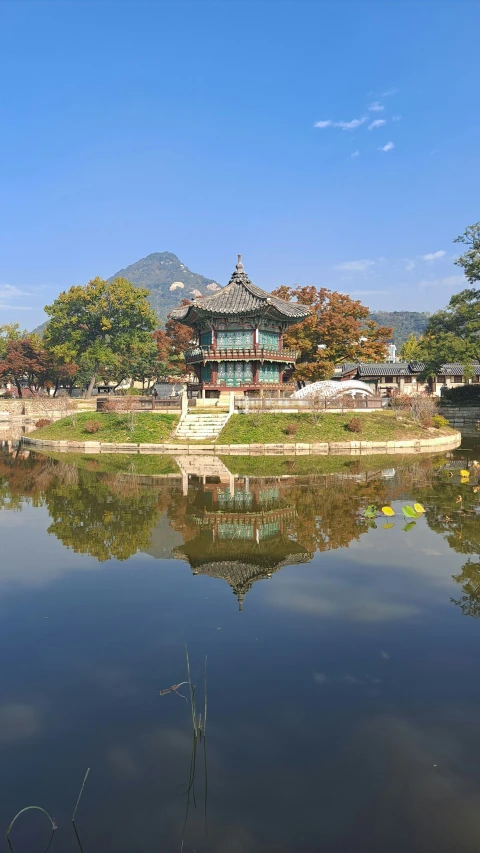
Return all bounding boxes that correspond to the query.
[1,439,480,853]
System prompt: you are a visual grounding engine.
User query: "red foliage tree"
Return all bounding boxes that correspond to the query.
[0,338,49,397]
[272,285,393,382]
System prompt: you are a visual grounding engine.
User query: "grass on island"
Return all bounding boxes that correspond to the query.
[218,452,449,477]
[34,450,180,476]
[31,411,179,444]
[217,411,455,445]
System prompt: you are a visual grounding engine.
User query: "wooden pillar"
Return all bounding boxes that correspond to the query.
[212,361,218,386]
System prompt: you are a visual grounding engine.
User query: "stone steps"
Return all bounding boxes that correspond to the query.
[175,411,231,440]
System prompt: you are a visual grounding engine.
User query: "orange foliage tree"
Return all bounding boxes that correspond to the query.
[154,300,194,377]
[272,285,393,382]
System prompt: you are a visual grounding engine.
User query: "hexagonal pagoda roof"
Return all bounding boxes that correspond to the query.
[168,255,311,327]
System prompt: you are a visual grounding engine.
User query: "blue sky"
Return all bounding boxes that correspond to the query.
[1,0,479,327]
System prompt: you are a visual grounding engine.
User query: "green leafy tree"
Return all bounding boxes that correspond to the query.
[420,291,480,377]
[454,222,480,283]
[452,560,480,618]
[122,334,160,390]
[45,469,161,561]
[44,277,157,397]
[416,224,480,376]
[400,333,423,361]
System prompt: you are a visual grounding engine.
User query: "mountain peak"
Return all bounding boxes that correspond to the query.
[109,252,219,325]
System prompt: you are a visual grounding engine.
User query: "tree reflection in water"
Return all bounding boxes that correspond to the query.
[1,444,479,611]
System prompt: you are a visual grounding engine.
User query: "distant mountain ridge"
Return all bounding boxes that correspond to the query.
[31,255,431,346]
[31,251,219,335]
[368,311,430,347]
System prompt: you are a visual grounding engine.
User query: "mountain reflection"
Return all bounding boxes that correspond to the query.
[1,443,479,611]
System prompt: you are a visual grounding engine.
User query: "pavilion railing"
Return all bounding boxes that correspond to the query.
[184,347,299,364]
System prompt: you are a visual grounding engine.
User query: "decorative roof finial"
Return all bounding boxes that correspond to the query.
[236,254,244,271]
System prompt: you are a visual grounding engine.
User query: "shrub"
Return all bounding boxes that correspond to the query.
[421,417,433,428]
[346,417,362,433]
[410,394,438,423]
[125,387,142,396]
[432,413,449,429]
[284,422,298,436]
[103,396,138,412]
[442,385,480,404]
[35,418,52,428]
[84,420,101,434]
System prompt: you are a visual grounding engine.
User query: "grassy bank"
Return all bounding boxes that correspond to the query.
[34,450,180,475]
[217,411,455,444]
[218,453,430,477]
[31,411,179,443]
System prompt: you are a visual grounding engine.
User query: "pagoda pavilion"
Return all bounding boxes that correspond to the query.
[173,477,313,610]
[168,255,310,398]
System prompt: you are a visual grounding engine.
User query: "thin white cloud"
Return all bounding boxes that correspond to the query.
[368,119,386,130]
[0,284,25,297]
[379,142,394,152]
[405,260,416,272]
[392,115,401,122]
[335,260,376,272]
[0,283,33,310]
[369,101,385,112]
[314,117,367,131]
[418,275,464,288]
[381,88,398,97]
[422,250,446,261]
[350,150,360,158]
[336,116,367,130]
[0,305,32,310]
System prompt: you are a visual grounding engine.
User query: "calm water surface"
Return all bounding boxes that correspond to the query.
[1,439,480,853]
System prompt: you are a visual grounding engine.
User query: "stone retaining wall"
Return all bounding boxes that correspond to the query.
[0,399,96,416]
[23,431,461,456]
[442,406,480,436]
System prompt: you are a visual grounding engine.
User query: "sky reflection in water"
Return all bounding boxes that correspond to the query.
[0,441,479,852]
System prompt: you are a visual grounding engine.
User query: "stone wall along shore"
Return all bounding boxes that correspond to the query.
[23,431,461,456]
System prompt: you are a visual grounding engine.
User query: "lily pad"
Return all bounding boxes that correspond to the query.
[413,503,425,514]
[381,506,395,517]
[402,505,417,518]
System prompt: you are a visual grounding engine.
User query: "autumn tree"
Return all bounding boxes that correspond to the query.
[0,335,49,397]
[271,285,392,381]
[153,304,194,377]
[43,277,157,396]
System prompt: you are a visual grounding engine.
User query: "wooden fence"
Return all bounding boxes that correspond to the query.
[235,396,384,412]
[96,397,181,412]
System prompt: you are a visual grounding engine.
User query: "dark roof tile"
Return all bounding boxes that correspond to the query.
[169,257,311,325]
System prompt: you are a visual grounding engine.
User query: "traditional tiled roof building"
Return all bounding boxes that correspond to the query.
[168,255,310,397]
[337,361,480,395]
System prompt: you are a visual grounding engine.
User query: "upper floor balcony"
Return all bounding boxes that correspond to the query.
[184,346,299,365]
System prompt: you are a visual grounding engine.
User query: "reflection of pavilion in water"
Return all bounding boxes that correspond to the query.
[173,476,313,609]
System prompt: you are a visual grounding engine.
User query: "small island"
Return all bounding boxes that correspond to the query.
[27,408,460,456]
